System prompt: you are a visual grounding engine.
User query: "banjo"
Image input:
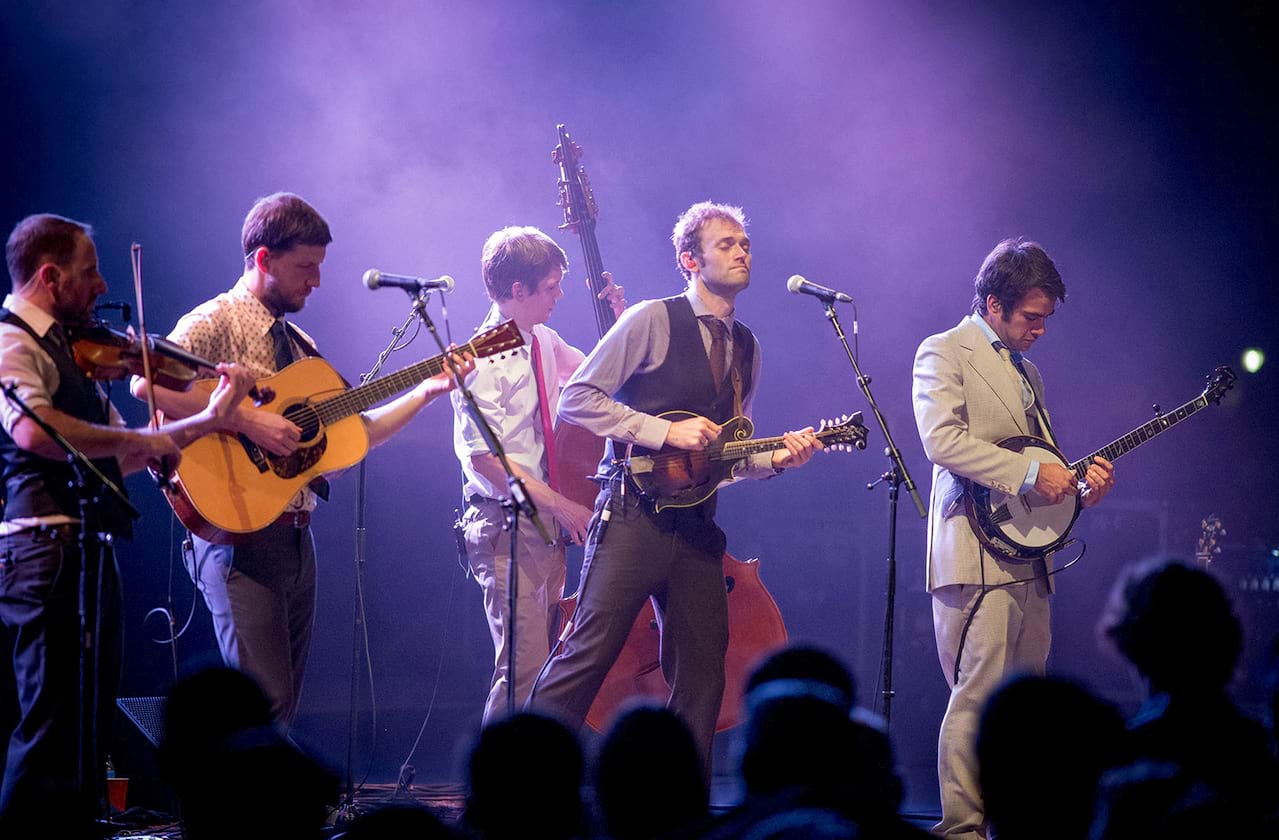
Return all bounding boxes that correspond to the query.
[963,366,1236,562]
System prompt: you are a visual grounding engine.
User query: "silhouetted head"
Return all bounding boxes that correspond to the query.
[595,704,708,840]
[1099,557,1242,695]
[464,712,582,840]
[744,644,856,710]
[977,673,1124,840]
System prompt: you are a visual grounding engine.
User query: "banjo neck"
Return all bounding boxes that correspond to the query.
[1067,393,1211,478]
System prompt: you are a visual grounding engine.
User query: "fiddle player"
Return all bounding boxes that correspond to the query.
[525,201,821,774]
[0,213,255,834]
[451,226,624,724]
[134,193,471,727]
[911,238,1116,839]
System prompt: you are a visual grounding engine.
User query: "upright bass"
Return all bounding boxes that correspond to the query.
[549,124,788,732]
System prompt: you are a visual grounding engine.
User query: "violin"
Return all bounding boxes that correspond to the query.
[66,320,269,403]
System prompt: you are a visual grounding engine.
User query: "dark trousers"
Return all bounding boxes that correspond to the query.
[0,528,120,835]
[188,522,317,726]
[527,486,728,773]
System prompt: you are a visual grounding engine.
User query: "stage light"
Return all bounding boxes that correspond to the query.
[1241,347,1264,374]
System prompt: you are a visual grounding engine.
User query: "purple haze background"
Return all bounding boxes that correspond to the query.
[4,0,1276,808]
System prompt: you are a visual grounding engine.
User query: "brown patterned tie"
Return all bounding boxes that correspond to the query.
[698,315,729,393]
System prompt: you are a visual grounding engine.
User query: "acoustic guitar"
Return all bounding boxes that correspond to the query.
[963,365,1235,563]
[166,320,523,543]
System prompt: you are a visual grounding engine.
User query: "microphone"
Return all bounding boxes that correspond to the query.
[363,269,455,293]
[786,274,853,304]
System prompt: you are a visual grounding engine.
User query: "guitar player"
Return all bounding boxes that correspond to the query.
[911,237,1116,840]
[525,201,821,775]
[133,192,471,727]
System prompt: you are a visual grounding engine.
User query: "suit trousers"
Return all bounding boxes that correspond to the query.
[187,522,317,726]
[462,497,567,725]
[0,528,120,835]
[527,485,728,774]
[931,577,1051,840]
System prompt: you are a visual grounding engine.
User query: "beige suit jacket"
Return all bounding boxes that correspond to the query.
[913,315,1053,591]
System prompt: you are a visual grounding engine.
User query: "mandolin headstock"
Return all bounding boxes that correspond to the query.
[817,411,869,452]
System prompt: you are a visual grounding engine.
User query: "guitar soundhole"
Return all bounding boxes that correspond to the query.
[282,403,323,444]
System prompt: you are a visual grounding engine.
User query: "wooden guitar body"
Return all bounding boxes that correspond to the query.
[170,357,369,540]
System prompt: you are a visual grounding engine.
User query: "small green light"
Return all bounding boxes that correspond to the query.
[1242,348,1264,374]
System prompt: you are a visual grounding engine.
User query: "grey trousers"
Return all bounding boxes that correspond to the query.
[187,522,317,726]
[932,579,1051,840]
[527,486,728,773]
[462,498,567,725]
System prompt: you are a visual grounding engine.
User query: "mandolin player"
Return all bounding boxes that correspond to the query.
[911,238,1116,840]
[525,201,821,775]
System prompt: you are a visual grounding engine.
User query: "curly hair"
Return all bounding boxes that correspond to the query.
[671,201,747,282]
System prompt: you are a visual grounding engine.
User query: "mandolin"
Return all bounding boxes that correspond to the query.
[627,410,869,511]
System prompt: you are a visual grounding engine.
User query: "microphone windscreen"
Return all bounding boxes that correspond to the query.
[439,275,456,293]
[362,269,381,290]
[786,274,807,294]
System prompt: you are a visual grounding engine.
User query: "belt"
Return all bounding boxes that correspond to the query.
[0,523,108,543]
[271,510,312,529]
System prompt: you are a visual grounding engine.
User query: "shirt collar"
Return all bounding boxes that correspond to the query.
[231,275,284,338]
[2,294,58,338]
[685,286,735,332]
[970,312,1000,347]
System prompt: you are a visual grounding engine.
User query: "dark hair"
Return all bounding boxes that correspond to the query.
[744,644,857,710]
[240,192,332,262]
[480,226,568,301]
[671,201,747,281]
[1099,557,1243,693]
[972,237,1066,316]
[465,712,582,840]
[6,213,92,290]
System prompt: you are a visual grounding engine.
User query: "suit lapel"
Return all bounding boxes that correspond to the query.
[956,319,1030,434]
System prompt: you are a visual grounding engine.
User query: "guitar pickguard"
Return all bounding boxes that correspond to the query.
[266,435,328,480]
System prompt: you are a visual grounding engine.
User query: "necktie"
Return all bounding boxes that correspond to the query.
[529,334,559,491]
[270,319,294,373]
[46,322,71,356]
[994,341,1057,445]
[698,315,729,393]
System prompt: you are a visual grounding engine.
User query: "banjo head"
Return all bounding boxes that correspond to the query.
[968,436,1081,561]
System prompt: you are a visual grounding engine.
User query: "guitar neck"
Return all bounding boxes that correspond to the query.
[1068,393,1210,476]
[313,338,476,425]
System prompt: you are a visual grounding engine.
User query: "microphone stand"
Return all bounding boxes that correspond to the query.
[1,383,138,820]
[413,301,553,718]
[814,300,925,729]
[339,298,428,822]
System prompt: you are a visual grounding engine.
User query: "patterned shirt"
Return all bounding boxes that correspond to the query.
[166,276,320,511]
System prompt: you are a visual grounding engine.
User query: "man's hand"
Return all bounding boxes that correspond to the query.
[235,408,302,456]
[770,427,823,469]
[414,350,475,405]
[551,496,594,545]
[598,271,627,320]
[665,416,721,451]
[1034,462,1078,505]
[1079,456,1116,509]
[204,363,258,428]
[132,426,183,476]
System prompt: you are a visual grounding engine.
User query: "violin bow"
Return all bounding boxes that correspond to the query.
[130,242,172,485]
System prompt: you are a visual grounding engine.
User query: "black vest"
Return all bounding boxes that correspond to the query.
[0,309,132,537]
[603,296,756,506]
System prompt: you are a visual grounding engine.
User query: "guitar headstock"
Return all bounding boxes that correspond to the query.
[468,320,525,359]
[1202,365,1237,405]
[1195,514,1224,566]
[552,123,598,233]
[816,411,869,452]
